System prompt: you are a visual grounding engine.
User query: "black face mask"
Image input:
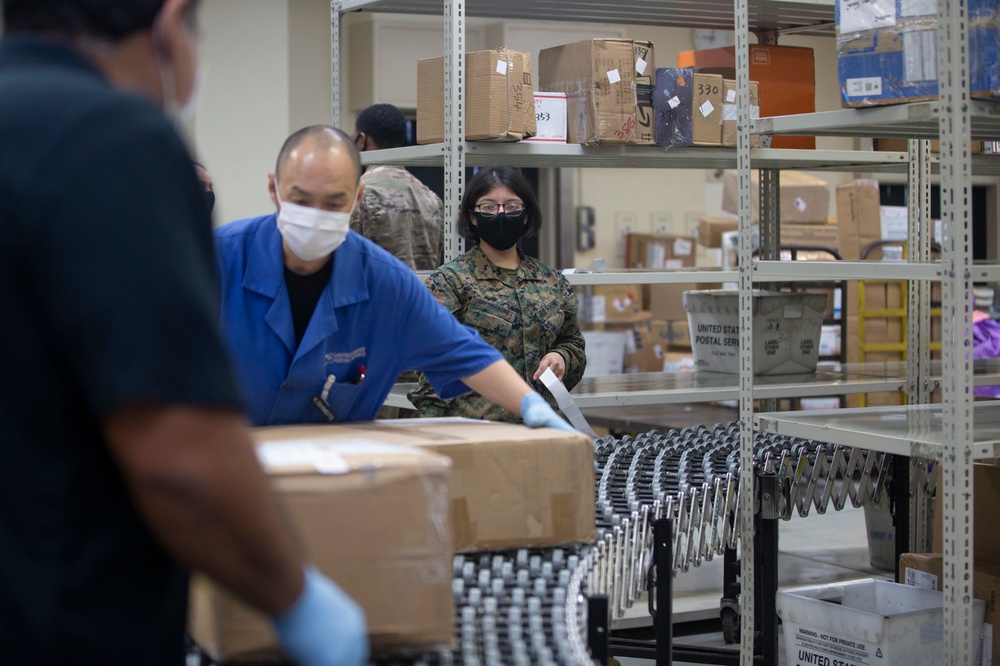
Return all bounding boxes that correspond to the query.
[473,211,525,251]
[203,190,215,214]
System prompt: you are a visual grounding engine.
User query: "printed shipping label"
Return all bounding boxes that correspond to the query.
[847,77,883,97]
[791,625,876,666]
[904,566,939,590]
[901,0,937,17]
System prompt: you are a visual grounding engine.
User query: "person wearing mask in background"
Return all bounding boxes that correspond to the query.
[0,1,367,664]
[351,103,443,270]
[214,125,575,433]
[409,167,586,420]
[194,160,215,214]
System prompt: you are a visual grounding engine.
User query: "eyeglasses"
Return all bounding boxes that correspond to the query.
[474,203,525,217]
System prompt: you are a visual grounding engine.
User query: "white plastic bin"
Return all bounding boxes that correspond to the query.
[776,578,985,666]
[683,290,828,375]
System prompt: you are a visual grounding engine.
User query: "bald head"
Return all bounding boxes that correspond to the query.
[275,125,362,184]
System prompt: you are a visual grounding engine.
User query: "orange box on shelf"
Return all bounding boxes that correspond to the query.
[677,45,815,150]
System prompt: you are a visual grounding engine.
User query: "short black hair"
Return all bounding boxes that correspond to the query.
[354,103,407,150]
[274,124,362,184]
[457,167,542,243]
[2,0,176,40]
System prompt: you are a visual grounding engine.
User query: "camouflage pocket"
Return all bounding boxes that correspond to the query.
[465,307,512,338]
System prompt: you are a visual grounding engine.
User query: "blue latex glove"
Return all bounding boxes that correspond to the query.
[272,566,369,666]
[521,391,577,433]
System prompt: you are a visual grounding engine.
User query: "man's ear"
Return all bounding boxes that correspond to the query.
[268,173,279,210]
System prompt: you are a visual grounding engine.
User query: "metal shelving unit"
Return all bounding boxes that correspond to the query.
[333,0,990,663]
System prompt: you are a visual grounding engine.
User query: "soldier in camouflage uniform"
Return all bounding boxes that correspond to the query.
[351,104,443,270]
[408,167,586,421]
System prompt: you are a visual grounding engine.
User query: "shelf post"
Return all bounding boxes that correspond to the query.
[735,0,755,663]
[329,1,341,128]
[442,0,465,263]
[937,0,976,661]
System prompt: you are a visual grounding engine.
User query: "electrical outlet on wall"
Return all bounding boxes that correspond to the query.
[615,211,639,240]
[651,211,673,236]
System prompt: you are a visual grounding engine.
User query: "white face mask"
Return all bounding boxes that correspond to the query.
[275,184,356,261]
[153,13,203,126]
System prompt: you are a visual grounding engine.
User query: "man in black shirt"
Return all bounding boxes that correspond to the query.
[0,1,366,664]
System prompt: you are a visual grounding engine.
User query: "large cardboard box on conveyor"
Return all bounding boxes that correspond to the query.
[835,0,1000,107]
[677,45,815,149]
[189,441,453,661]
[417,47,536,144]
[539,38,656,145]
[254,420,596,553]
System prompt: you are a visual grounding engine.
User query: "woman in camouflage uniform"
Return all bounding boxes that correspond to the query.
[409,167,586,421]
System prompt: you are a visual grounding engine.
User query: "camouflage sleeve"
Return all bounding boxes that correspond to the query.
[551,276,587,391]
[424,267,464,315]
[349,187,378,239]
[407,371,451,417]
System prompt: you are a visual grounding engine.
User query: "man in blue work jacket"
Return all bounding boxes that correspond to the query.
[215,124,573,431]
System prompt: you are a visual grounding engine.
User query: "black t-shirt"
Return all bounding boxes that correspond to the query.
[0,36,243,664]
[284,257,334,347]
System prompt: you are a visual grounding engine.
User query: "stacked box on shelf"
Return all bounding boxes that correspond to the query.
[624,232,710,327]
[539,39,655,145]
[578,284,643,326]
[722,78,760,148]
[417,47,536,144]
[835,0,1000,106]
[721,170,831,224]
[677,45,816,149]
[652,68,725,146]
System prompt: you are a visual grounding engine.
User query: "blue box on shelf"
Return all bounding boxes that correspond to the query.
[835,0,1000,107]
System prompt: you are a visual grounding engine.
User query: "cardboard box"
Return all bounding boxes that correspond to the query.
[539,38,655,145]
[835,179,882,261]
[722,170,830,224]
[521,91,567,143]
[698,216,739,248]
[417,48,535,144]
[579,284,643,324]
[677,45,816,150]
[663,318,692,349]
[653,69,724,146]
[836,0,1000,107]
[189,441,453,660]
[900,552,1000,664]
[722,79,760,148]
[934,462,1000,568]
[781,220,841,251]
[624,233,701,321]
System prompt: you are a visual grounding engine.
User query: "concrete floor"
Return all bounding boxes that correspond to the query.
[614,503,894,665]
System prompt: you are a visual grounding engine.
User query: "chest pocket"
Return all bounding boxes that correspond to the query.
[321,382,362,422]
[464,308,512,338]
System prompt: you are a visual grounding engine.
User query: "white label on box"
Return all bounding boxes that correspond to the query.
[750,104,760,120]
[904,566,939,590]
[904,30,937,82]
[839,0,896,34]
[612,294,634,313]
[580,295,607,323]
[635,57,648,75]
[880,205,909,240]
[667,95,681,109]
[665,258,683,269]
[846,76,884,97]
[726,89,737,103]
[607,68,621,84]
[699,100,716,118]
[582,331,626,377]
[256,440,417,474]
[722,103,738,121]
[901,0,937,17]
[523,92,568,143]
[674,238,693,256]
[790,625,875,666]
[794,196,808,212]
[495,59,508,75]
[646,242,666,269]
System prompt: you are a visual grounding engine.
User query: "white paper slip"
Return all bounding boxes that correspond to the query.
[667,95,681,109]
[699,100,716,118]
[635,58,648,75]
[496,59,508,75]
[540,368,598,437]
[606,68,621,84]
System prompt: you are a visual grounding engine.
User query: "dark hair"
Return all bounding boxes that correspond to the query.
[458,167,542,243]
[355,103,407,150]
[2,0,181,40]
[274,124,362,184]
